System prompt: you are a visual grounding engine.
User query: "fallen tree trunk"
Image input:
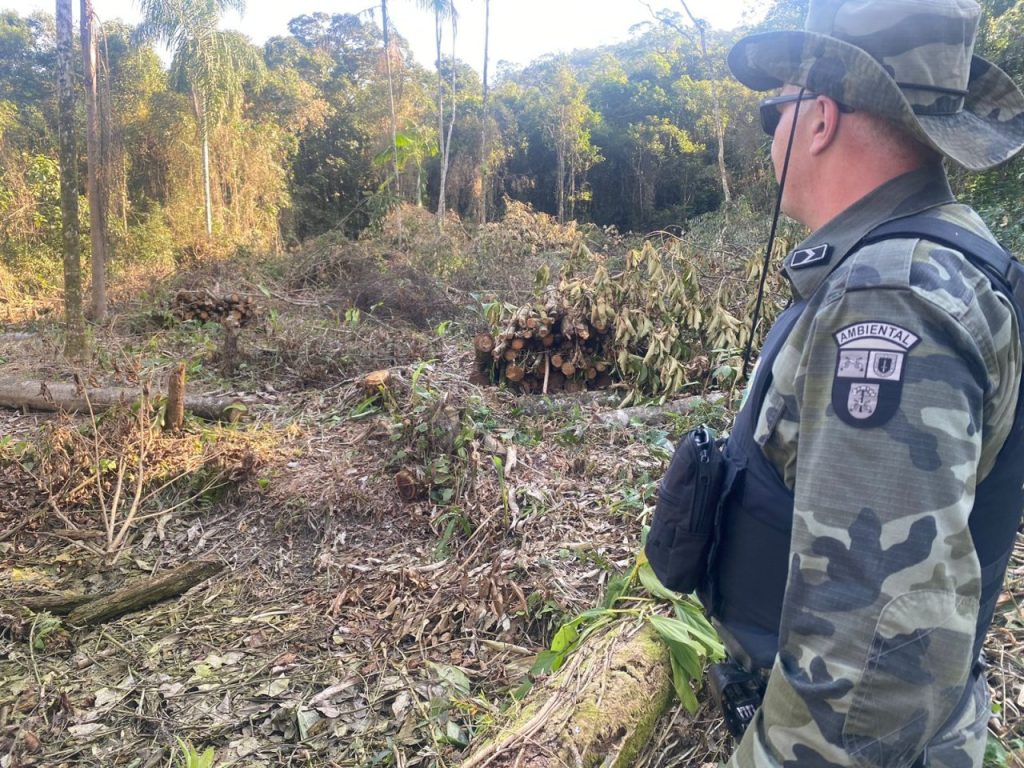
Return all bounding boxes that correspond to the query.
[517,391,727,422]
[515,390,626,415]
[66,560,224,626]
[598,392,727,427]
[0,379,249,422]
[459,622,673,768]
[12,592,112,615]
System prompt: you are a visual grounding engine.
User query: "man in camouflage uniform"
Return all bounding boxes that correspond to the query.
[716,1,1024,766]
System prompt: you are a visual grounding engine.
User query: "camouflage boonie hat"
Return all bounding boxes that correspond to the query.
[728,0,1024,171]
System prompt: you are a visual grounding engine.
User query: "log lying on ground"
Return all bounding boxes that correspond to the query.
[0,379,250,422]
[598,391,727,427]
[515,390,626,414]
[3,592,112,616]
[66,560,224,627]
[459,622,673,768]
[516,391,727,424]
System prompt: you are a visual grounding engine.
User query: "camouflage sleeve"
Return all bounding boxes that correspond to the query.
[728,261,1005,767]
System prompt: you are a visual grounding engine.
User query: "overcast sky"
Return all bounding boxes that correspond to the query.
[5,0,771,76]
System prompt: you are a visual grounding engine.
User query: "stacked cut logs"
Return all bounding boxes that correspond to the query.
[172,290,259,327]
[473,286,616,394]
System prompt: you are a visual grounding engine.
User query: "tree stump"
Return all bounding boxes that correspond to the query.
[221,319,239,377]
[165,362,186,432]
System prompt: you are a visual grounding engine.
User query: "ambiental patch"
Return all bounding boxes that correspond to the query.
[789,244,831,269]
[831,321,919,428]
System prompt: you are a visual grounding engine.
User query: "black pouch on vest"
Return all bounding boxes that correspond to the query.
[645,425,726,593]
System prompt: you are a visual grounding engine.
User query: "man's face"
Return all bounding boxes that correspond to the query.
[766,85,816,222]
[769,85,808,183]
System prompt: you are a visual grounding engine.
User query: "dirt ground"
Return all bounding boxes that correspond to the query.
[1,253,1022,768]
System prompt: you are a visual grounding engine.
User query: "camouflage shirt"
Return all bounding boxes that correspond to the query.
[728,165,1022,768]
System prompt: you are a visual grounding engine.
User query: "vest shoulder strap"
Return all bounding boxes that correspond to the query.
[860,215,1023,314]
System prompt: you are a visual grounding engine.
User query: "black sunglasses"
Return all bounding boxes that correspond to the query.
[759,92,854,136]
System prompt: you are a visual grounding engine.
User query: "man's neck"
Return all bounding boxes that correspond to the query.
[802,173,918,231]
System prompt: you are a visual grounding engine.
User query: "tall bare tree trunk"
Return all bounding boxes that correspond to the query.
[569,155,577,220]
[382,0,402,243]
[678,0,730,203]
[434,9,447,227]
[477,0,490,224]
[440,12,457,218]
[193,90,213,238]
[382,0,401,199]
[97,34,122,236]
[711,81,730,204]
[201,134,213,236]
[81,0,108,322]
[57,0,87,358]
[556,135,566,224]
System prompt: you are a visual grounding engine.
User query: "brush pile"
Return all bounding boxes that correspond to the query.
[474,285,615,394]
[172,290,259,327]
[472,237,793,401]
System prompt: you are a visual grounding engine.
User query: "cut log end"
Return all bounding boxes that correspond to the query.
[505,365,525,383]
[361,370,392,392]
[396,468,426,502]
[473,333,495,354]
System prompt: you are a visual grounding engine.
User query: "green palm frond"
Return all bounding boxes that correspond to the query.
[135,0,252,124]
[414,0,458,25]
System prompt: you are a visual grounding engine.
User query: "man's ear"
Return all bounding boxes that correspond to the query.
[807,96,842,156]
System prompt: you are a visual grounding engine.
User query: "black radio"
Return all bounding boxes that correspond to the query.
[708,660,767,739]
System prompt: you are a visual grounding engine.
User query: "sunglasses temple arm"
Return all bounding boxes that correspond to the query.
[742,88,805,382]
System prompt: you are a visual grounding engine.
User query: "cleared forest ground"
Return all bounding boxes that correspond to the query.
[1,207,1022,768]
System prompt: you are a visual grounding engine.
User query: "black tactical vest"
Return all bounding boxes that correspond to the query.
[701,215,1024,672]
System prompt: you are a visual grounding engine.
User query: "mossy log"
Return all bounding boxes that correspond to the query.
[66,560,224,627]
[459,622,673,768]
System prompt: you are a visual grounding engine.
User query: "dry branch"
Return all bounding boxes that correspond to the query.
[516,391,626,415]
[66,560,224,627]
[0,379,249,422]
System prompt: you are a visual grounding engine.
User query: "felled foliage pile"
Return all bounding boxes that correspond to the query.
[285,229,459,329]
[477,236,788,401]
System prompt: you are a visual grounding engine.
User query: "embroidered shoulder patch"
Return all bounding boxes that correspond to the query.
[831,321,920,428]
[790,244,831,269]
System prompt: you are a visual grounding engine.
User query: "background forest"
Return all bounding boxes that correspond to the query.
[1,0,1018,298]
